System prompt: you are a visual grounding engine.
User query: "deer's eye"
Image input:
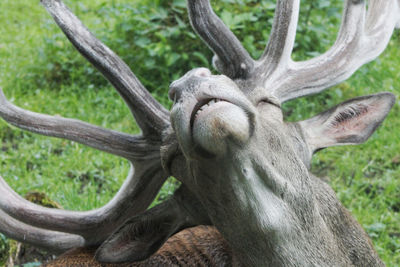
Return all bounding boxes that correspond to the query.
[257,98,281,109]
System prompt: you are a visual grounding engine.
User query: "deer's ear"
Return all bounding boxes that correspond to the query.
[299,92,395,153]
[95,215,173,263]
[95,203,181,263]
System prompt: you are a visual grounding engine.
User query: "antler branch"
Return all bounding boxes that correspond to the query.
[0,163,167,248]
[41,0,170,137]
[268,0,400,102]
[257,0,300,77]
[187,0,255,79]
[0,89,157,161]
[0,209,84,252]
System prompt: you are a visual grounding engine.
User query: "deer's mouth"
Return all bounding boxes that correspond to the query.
[186,95,255,156]
[190,98,231,130]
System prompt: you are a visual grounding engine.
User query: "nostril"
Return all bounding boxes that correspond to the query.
[194,68,211,78]
[168,86,176,102]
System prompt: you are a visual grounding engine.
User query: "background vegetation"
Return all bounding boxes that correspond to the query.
[0,0,399,265]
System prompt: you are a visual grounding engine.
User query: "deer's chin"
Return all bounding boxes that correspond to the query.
[192,102,250,156]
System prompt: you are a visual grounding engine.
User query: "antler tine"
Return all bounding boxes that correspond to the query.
[366,0,400,31]
[41,0,170,138]
[0,89,158,162]
[0,209,84,252]
[257,0,300,78]
[268,0,400,103]
[0,163,167,245]
[187,0,255,79]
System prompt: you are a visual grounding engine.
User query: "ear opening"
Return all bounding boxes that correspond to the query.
[299,92,395,153]
[95,212,180,263]
[95,199,183,263]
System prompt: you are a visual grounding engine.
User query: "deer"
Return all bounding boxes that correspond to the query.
[0,0,399,266]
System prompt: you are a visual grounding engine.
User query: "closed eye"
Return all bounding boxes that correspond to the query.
[258,98,281,109]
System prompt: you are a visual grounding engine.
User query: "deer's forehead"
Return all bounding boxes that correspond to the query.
[172,74,240,93]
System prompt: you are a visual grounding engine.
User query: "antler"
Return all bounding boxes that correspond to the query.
[187,0,255,79]
[0,0,171,251]
[0,89,154,161]
[267,0,400,102]
[258,0,300,78]
[188,0,399,102]
[0,164,166,247]
[0,209,85,252]
[41,0,169,137]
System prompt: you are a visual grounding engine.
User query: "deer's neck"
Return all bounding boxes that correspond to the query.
[189,138,346,266]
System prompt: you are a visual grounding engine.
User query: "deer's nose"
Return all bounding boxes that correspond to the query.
[168,83,181,102]
[169,68,212,102]
[192,67,212,78]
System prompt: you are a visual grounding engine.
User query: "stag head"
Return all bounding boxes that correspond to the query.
[0,0,399,266]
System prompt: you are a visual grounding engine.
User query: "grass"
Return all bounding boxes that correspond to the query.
[0,0,399,266]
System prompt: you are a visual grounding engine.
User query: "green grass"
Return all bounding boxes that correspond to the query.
[0,0,399,266]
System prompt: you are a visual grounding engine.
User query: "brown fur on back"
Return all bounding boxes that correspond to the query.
[43,226,236,267]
